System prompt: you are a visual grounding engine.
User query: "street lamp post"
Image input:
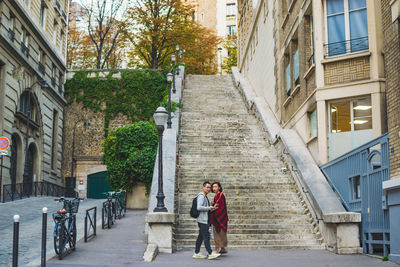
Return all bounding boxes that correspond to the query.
[22,80,48,196]
[153,107,168,212]
[167,73,173,129]
[218,47,223,75]
[176,45,180,75]
[171,54,176,94]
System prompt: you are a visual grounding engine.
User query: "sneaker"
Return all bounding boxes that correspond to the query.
[207,252,221,260]
[192,253,206,259]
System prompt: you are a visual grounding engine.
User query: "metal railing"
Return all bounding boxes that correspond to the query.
[8,28,15,42]
[324,36,369,57]
[20,43,29,57]
[84,207,97,242]
[2,181,66,202]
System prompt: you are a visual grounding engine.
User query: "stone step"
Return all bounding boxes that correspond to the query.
[175,232,319,241]
[176,239,322,247]
[176,244,325,250]
[176,226,316,235]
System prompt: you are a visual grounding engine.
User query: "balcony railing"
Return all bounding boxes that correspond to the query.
[38,62,45,75]
[8,28,15,42]
[324,36,369,57]
[58,84,63,95]
[20,43,29,57]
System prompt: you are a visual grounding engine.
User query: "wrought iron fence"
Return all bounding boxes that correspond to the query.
[2,181,67,202]
[324,36,369,57]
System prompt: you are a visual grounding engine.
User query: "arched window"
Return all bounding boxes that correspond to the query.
[19,91,38,122]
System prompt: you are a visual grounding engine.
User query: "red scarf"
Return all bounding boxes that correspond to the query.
[211,192,228,232]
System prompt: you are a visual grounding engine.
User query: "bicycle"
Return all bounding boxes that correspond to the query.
[102,192,115,229]
[112,190,127,219]
[52,197,80,259]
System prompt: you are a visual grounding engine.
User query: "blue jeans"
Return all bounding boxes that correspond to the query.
[195,222,212,254]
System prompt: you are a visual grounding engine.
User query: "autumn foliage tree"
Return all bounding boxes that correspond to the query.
[122,0,220,74]
[221,34,238,74]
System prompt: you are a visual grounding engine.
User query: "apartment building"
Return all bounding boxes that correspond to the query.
[239,0,386,165]
[188,0,238,73]
[0,0,68,200]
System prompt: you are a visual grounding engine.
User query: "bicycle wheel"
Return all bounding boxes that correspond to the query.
[115,200,121,220]
[102,205,108,229]
[107,205,112,228]
[54,224,61,255]
[72,217,77,251]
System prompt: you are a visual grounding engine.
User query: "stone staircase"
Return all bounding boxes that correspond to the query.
[175,75,324,250]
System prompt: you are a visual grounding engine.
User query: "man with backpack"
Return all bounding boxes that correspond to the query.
[191,181,221,260]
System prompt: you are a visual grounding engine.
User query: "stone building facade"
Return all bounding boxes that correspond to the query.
[238,0,387,165]
[0,0,68,199]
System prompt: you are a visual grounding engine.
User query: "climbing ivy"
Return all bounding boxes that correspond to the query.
[103,121,158,193]
[65,69,168,133]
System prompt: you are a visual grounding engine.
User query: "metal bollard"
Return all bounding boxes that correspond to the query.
[12,215,19,267]
[41,207,48,267]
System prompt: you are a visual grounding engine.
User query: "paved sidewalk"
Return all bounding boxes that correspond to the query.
[0,197,104,266]
[47,210,147,267]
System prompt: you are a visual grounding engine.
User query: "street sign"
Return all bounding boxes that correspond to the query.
[79,180,84,185]
[0,137,10,150]
[0,150,8,156]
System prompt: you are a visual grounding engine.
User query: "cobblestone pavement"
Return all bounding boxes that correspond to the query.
[0,197,104,267]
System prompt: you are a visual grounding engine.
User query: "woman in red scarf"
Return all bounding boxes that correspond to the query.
[211,182,228,254]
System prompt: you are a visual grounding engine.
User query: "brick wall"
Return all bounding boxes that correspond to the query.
[382,0,400,178]
[323,56,370,86]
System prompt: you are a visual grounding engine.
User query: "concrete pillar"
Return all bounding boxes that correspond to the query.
[146,213,175,253]
[316,100,328,164]
[312,0,325,88]
[383,178,400,264]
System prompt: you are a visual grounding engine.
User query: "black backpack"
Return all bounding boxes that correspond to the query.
[190,196,199,218]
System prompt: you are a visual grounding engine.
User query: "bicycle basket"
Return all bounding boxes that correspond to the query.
[71,199,80,213]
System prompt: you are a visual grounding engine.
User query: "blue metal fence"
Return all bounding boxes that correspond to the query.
[321,133,390,256]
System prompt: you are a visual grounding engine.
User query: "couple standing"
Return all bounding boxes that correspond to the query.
[193,181,229,260]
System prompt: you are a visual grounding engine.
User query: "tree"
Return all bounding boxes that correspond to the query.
[67,26,97,69]
[122,0,220,73]
[82,0,125,69]
[221,34,237,74]
[103,121,158,193]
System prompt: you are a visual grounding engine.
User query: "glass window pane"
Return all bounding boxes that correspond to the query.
[327,0,344,15]
[349,0,366,10]
[354,117,372,130]
[294,50,299,81]
[286,63,291,94]
[310,109,317,138]
[349,9,368,52]
[330,101,351,133]
[327,14,346,55]
[353,98,372,118]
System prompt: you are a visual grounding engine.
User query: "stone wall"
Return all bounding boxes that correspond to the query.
[382,0,400,178]
[61,101,132,179]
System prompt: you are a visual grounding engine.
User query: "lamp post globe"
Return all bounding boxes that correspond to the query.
[153,106,168,212]
[166,73,173,129]
[175,45,180,75]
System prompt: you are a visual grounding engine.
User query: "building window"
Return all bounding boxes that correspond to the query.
[227,3,236,16]
[53,20,58,43]
[8,13,16,41]
[51,110,58,170]
[38,48,46,75]
[60,30,64,52]
[293,49,299,84]
[285,62,291,95]
[227,25,236,36]
[309,108,317,138]
[51,65,57,86]
[350,175,361,200]
[329,97,372,133]
[40,3,47,28]
[21,28,29,57]
[326,0,368,56]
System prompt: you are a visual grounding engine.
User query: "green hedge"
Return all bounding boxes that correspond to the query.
[103,121,158,193]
